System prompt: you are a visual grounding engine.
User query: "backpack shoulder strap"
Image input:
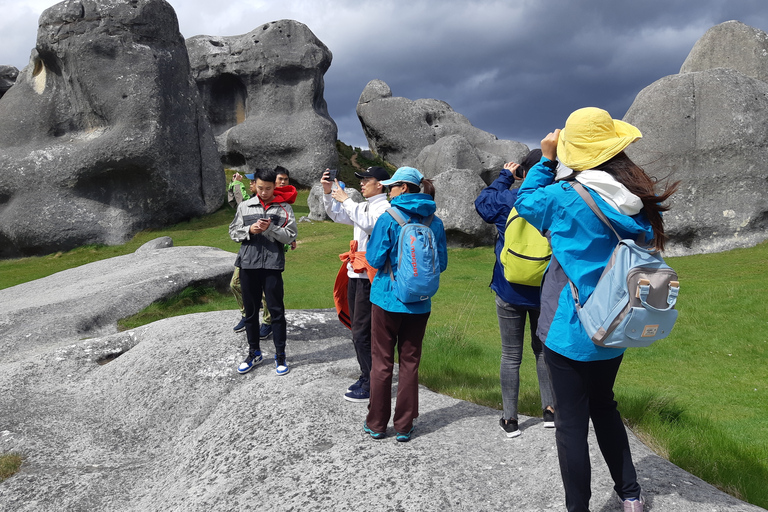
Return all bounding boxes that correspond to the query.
[572,182,622,242]
[387,207,409,226]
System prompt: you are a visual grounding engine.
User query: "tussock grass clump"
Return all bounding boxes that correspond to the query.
[0,453,23,481]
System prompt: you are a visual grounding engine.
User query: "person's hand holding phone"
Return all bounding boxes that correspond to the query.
[321,168,337,194]
[504,162,522,181]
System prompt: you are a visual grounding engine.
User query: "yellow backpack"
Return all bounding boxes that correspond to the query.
[500,208,552,287]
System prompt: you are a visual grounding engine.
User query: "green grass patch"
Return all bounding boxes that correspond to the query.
[0,453,23,481]
[1,191,767,508]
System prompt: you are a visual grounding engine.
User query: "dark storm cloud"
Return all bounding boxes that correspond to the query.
[3,0,768,151]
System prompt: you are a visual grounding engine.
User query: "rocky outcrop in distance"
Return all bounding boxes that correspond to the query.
[355,80,528,246]
[625,20,768,256]
[356,79,528,181]
[0,65,18,98]
[187,20,339,188]
[0,0,225,258]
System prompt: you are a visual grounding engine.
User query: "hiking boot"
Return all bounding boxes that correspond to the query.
[274,353,289,376]
[396,426,415,443]
[237,351,262,374]
[259,323,273,339]
[233,317,247,333]
[344,387,370,403]
[363,422,386,440]
[619,495,644,512]
[543,408,555,428]
[499,417,521,438]
[347,378,364,392]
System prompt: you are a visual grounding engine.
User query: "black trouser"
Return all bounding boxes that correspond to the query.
[240,268,286,355]
[347,277,373,391]
[544,345,641,512]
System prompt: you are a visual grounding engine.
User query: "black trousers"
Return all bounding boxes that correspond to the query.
[347,277,373,391]
[240,268,286,355]
[544,345,641,512]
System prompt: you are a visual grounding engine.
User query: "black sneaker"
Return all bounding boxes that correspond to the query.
[237,351,262,374]
[274,353,289,376]
[259,323,273,339]
[344,387,370,403]
[347,378,364,392]
[499,417,521,438]
[543,409,555,428]
[233,317,247,333]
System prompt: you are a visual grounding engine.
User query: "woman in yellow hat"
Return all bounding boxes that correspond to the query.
[515,107,678,512]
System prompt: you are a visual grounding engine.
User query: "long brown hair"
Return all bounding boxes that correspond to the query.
[594,152,679,251]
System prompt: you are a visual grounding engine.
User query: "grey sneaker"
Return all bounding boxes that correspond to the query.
[499,417,521,438]
[619,495,644,512]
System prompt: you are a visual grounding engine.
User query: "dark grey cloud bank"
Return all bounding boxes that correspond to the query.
[3,0,768,150]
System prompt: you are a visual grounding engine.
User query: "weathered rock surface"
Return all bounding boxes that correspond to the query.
[0,65,18,98]
[624,67,768,256]
[356,79,528,181]
[0,244,235,363]
[680,20,768,82]
[0,0,225,258]
[434,169,494,246]
[187,20,338,188]
[0,303,762,511]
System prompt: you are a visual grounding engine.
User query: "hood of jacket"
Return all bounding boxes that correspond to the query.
[575,170,642,216]
[266,185,297,205]
[389,192,436,218]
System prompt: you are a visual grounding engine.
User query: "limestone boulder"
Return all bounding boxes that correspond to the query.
[356,79,528,178]
[433,168,494,246]
[0,65,18,98]
[680,20,768,82]
[187,20,338,188]
[624,67,768,255]
[0,0,225,258]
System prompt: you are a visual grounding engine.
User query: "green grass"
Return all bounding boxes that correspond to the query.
[1,193,767,509]
[0,453,23,481]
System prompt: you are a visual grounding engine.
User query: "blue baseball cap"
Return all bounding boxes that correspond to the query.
[244,173,255,180]
[381,167,423,187]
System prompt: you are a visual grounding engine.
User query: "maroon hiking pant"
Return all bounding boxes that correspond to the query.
[366,304,430,434]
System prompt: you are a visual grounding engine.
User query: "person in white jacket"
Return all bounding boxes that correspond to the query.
[322,166,391,402]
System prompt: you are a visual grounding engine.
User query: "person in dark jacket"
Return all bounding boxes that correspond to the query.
[515,107,678,512]
[474,149,555,438]
[363,167,448,442]
[229,168,297,376]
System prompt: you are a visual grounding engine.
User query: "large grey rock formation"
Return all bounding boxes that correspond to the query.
[0,261,762,510]
[680,20,768,82]
[356,79,528,182]
[187,20,338,188]
[434,169,494,246]
[0,243,235,363]
[625,37,768,255]
[0,65,18,98]
[0,0,224,258]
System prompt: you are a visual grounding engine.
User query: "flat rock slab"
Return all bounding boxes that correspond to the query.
[0,245,235,362]
[0,309,762,512]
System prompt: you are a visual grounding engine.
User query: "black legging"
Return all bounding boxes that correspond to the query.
[240,268,287,355]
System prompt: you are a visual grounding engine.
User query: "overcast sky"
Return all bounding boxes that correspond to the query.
[2,0,768,150]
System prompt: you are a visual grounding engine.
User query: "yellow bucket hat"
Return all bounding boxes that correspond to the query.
[557,107,642,171]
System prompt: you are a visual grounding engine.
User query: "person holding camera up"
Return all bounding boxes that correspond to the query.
[322,166,391,402]
[474,149,555,439]
[515,108,678,512]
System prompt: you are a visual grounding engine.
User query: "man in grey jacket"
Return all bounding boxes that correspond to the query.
[229,168,298,376]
